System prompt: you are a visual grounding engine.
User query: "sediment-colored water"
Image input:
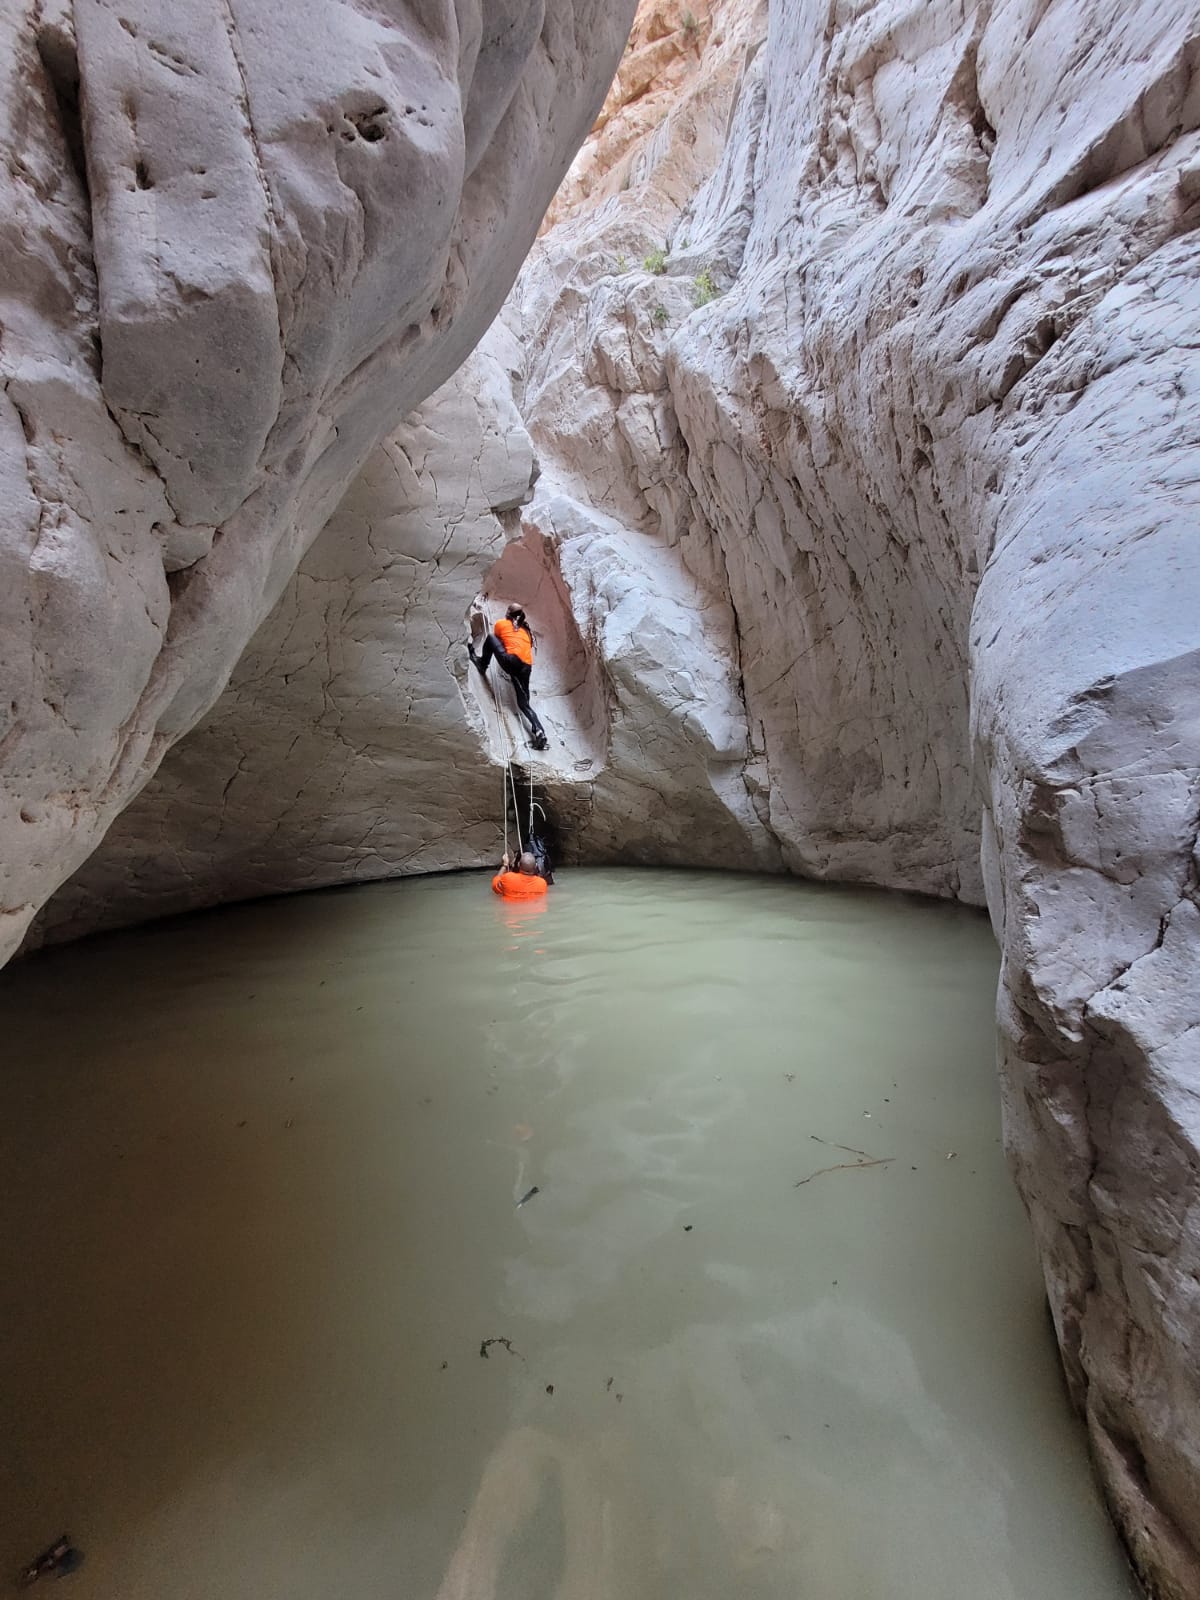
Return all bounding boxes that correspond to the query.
[0,870,1138,1598]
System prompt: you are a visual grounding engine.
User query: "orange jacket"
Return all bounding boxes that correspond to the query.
[492,870,548,899]
[494,616,533,665]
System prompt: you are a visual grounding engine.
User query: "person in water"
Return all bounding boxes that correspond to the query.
[469,603,549,751]
[492,851,549,899]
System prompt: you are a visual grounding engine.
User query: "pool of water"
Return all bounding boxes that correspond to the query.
[0,869,1138,1598]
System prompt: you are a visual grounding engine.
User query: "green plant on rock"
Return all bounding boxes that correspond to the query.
[693,267,719,306]
[652,302,670,328]
[615,253,628,272]
[681,9,700,41]
[644,246,668,275]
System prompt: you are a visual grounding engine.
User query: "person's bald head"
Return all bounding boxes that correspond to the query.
[518,852,538,875]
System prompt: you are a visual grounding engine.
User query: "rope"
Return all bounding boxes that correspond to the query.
[507,758,524,857]
[478,653,523,858]
[501,747,509,861]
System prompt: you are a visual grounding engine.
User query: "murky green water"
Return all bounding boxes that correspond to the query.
[0,870,1138,1599]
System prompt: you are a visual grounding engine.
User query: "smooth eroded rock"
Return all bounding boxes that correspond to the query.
[0,0,635,963]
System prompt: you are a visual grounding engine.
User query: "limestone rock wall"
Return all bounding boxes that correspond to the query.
[519,2,1200,1580]
[667,0,1198,1590]
[511,0,983,898]
[506,21,1200,1581]
[540,0,721,228]
[31,314,774,949]
[650,1,1199,1588]
[0,0,635,964]
[27,333,534,937]
[33,0,776,948]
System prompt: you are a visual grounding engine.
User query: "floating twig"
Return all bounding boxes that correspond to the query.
[794,1156,893,1187]
[810,1134,872,1160]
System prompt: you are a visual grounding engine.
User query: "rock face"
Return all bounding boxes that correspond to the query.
[25,333,530,933]
[539,0,721,229]
[0,0,635,964]
[511,0,986,897]
[648,2,1198,1589]
[31,0,778,947]
[18,0,1200,1591]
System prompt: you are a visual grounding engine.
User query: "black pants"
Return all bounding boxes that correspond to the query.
[479,633,545,739]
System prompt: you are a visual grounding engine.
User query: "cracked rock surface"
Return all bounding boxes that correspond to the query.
[16,1,1200,1590]
[0,0,634,964]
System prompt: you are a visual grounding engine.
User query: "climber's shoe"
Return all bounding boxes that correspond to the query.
[529,731,549,751]
[466,642,487,677]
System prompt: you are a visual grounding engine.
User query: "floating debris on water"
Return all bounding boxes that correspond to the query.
[795,1134,893,1187]
[18,1535,83,1587]
[479,1337,523,1361]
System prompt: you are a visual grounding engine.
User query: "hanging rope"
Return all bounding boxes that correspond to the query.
[529,783,544,847]
[479,661,523,858]
[506,756,524,858]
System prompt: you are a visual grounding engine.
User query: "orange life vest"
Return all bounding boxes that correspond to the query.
[494,616,533,666]
[492,871,548,899]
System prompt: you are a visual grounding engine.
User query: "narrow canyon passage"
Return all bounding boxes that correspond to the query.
[1,872,1136,1598]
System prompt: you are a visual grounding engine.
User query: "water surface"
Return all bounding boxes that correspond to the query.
[0,870,1138,1598]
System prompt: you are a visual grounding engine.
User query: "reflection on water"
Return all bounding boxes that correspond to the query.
[0,870,1139,1599]
[492,890,550,947]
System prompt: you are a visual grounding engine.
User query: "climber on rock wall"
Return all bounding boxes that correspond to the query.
[468,603,549,750]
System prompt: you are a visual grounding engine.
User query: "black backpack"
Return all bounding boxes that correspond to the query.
[527,831,554,885]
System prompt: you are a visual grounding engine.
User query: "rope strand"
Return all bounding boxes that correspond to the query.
[479,654,524,859]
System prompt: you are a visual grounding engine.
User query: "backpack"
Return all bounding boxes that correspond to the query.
[527,831,555,885]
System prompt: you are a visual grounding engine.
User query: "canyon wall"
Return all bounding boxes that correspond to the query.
[518,25,1200,1591]
[0,0,635,965]
[660,4,1197,1589]
[17,1,1200,1592]
[32,0,779,947]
